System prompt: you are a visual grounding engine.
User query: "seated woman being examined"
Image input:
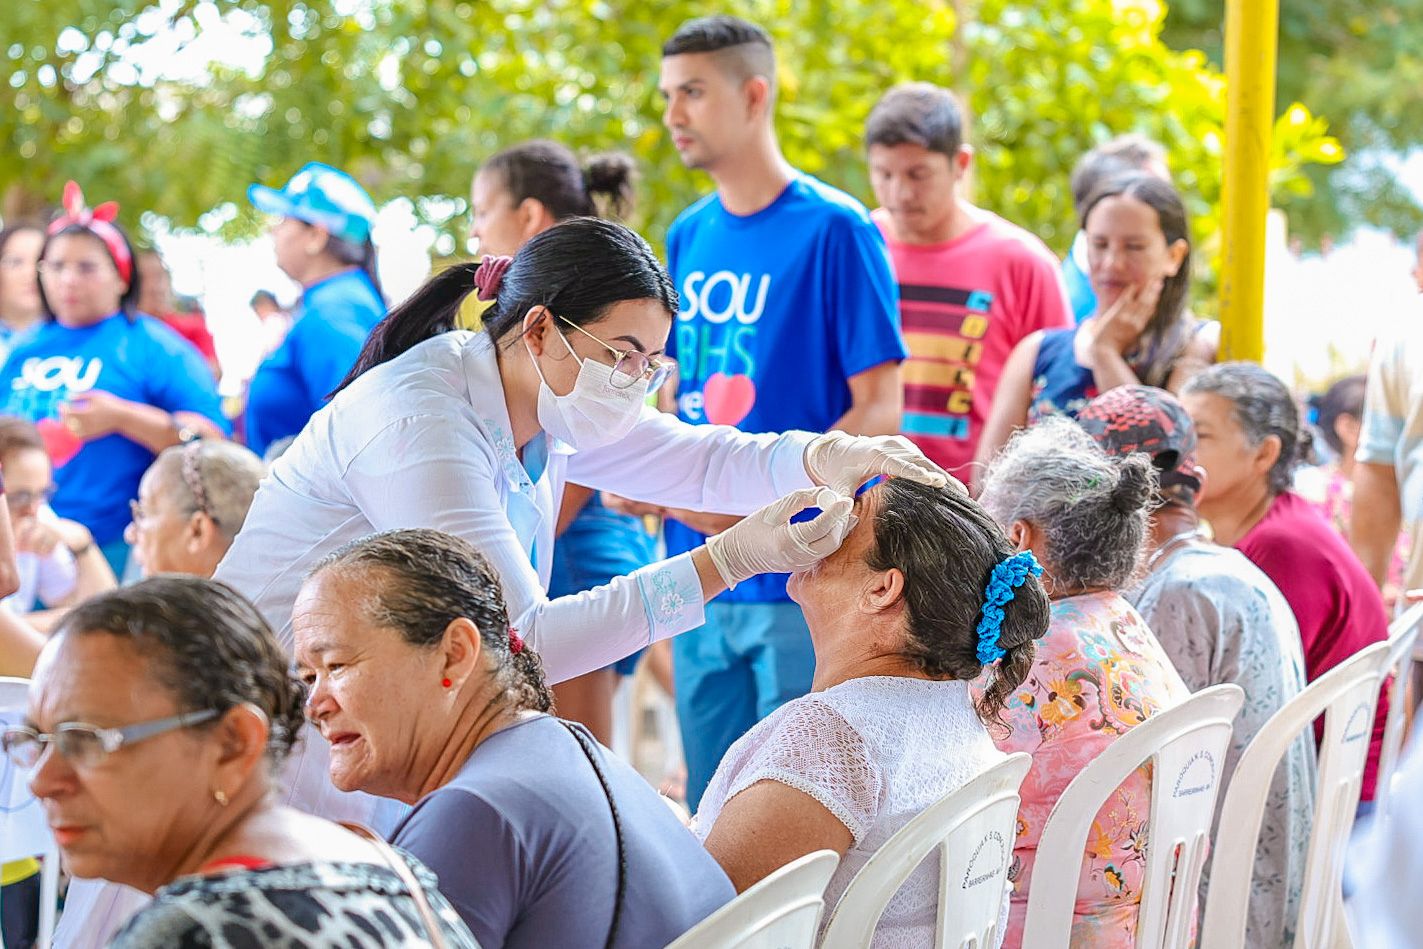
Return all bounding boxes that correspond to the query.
[4,577,479,946]
[977,418,1190,948]
[692,477,1052,946]
[292,528,733,949]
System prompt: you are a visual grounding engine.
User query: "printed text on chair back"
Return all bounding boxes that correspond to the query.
[1019,684,1244,949]
[1198,642,1390,949]
[818,753,1032,949]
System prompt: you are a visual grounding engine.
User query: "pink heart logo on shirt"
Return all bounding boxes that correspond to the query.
[702,373,756,427]
[36,418,83,468]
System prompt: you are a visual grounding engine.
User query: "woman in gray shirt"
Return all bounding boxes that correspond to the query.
[292,528,735,949]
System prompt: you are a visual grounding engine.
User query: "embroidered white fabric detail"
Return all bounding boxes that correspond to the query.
[634,553,702,640]
[694,676,1004,948]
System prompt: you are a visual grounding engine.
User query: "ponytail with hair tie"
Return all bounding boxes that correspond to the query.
[975,551,1044,664]
[455,255,514,331]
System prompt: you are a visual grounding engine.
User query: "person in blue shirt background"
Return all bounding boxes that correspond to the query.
[653,16,907,808]
[245,163,386,457]
[1062,135,1171,323]
[0,224,46,366]
[0,182,227,576]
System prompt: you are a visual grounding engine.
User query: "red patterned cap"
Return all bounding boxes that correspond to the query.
[1078,385,1201,492]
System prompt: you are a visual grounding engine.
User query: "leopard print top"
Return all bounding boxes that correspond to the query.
[109,856,482,948]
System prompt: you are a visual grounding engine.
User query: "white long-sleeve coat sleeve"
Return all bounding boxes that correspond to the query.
[566,405,816,512]
[343,413,810,684]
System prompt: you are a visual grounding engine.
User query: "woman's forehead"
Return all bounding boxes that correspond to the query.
[45,232,111,260]
[30,632,167,726]
[292,569,376,653]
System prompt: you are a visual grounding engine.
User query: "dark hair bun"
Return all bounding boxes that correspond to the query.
[582,153,637,219]
[1112,453,1156,516]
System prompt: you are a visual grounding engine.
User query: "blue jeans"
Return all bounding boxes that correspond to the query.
[549,495,657,676]
[672,601,815,810]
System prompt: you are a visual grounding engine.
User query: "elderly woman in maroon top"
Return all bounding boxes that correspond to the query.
[1182,361,1389,806]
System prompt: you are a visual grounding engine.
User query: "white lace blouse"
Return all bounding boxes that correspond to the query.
[692,675,1004,947]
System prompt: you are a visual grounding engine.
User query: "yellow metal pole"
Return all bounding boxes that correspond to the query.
[1219,0,1279,362]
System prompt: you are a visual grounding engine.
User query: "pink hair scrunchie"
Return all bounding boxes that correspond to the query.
[473,255,514,302]
[508,627,525,656]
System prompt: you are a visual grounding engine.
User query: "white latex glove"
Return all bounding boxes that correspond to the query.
[803,431,955,497]
[705,487,856,589]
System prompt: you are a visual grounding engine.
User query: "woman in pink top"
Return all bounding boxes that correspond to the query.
[979,418,1189,947]
[1183,362,1390,805]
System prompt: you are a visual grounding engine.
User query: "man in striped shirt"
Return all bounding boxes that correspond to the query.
[866,82,1071,479]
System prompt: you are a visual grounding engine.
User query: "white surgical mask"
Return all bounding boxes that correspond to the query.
[526,329,648,450]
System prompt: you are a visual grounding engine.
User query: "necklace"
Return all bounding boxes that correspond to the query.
[1147,526,1207,572]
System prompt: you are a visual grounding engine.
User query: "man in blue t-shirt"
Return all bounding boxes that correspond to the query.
[657,15,907,808]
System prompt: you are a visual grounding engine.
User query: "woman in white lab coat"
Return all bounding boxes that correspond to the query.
[215,218,942,669]
[51,218,944,949]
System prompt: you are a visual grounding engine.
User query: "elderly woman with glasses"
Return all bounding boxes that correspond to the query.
[292,528,735,949]
[126,440,266,579]
[2,577,481,947]
[977,418,1189,948]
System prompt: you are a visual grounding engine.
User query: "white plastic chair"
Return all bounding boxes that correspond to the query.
[820,753,1031,949]
[1019,684,1244,949]
[664,850,839,949]
[1374,601,1423,818]
[0,675,59,949]
[1199,642,1391,949]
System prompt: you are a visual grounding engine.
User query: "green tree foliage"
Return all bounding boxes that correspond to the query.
[1163,0,1423,244]
[3,0,1340,280]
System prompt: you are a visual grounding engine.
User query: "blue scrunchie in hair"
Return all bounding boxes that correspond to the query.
[975,551,1044,665]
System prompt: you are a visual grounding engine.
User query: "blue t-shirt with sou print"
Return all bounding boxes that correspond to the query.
[664,173,906,603]
[244,267,385,456]
[0,312,228,545]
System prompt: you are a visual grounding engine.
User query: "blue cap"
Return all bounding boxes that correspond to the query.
[248,162,378,245]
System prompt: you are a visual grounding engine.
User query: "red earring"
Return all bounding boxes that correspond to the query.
[441,678,452,688]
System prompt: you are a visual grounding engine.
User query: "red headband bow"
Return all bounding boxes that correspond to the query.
[47,181,132,284]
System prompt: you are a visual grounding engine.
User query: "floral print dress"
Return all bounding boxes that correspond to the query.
[996,591,1189,948]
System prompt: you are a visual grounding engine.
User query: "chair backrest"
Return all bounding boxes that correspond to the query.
[1199,642,1391,949]
[1374,601,1423,818]
[0,675,59,948]
[1019,684,1244,949]
[0,675,27,712]
[820,753,1032,949]
[664,850,840,949]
